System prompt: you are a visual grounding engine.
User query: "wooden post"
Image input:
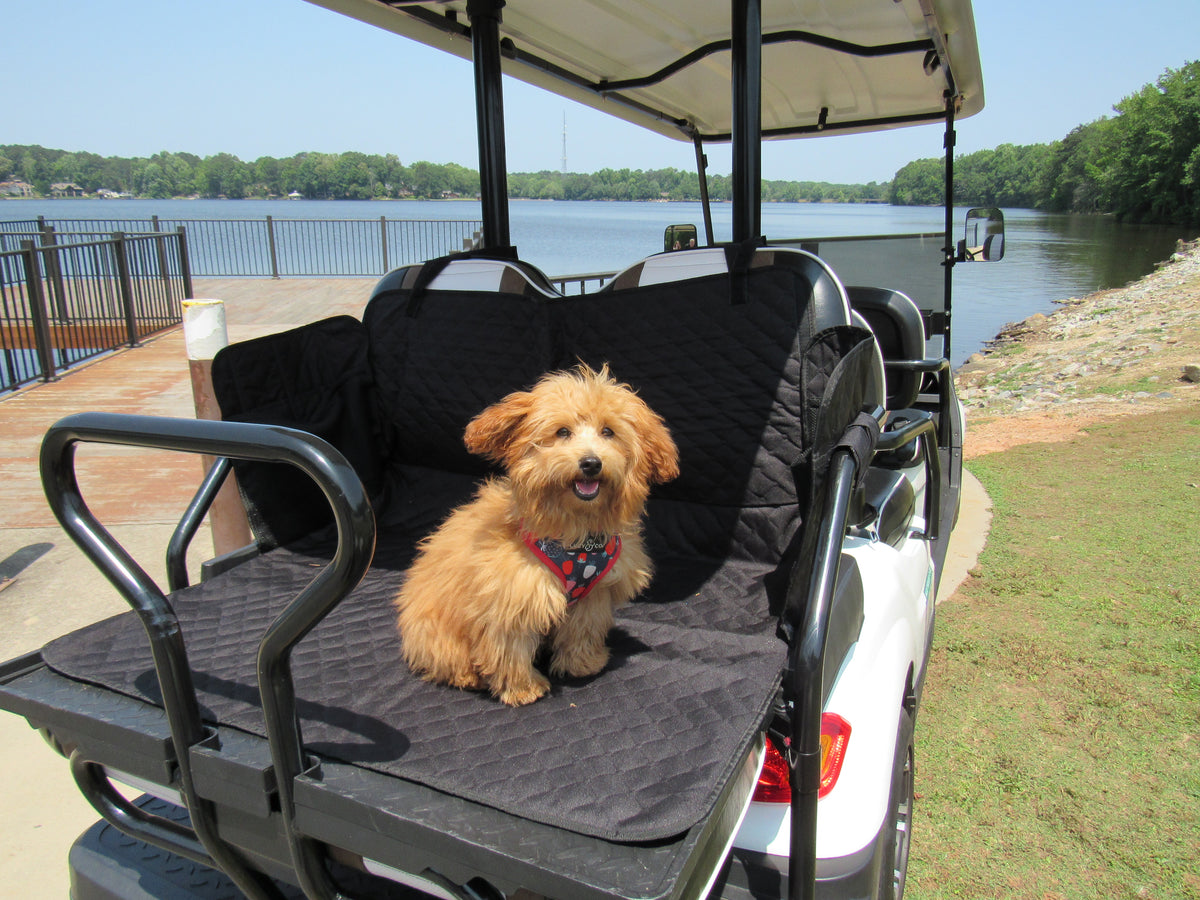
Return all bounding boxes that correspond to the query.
[183,299,253,556]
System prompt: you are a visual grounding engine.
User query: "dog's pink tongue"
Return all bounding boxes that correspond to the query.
[575,479,600,497]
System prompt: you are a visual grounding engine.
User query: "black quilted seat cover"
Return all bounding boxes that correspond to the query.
[43,534,783,842]
[43,255,868,843]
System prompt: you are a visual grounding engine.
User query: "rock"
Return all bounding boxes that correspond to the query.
[1183,364,1200,383]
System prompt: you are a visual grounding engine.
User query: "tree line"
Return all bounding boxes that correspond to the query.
[892,60,1200,226]
[4,61,1195,224]
[0,145,884,205]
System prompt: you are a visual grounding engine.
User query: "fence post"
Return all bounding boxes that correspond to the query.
[151,214,173,291]
[177,226,194,299]
[380,215,389,273]
[113,231,141,347]
[266,215,280,279]
[39,224,69,321]
[20,239,56,382]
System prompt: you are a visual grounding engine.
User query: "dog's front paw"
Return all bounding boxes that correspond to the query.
[550,642,610,679]
[496,671,551,707]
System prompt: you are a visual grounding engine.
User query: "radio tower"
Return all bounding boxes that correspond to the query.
[561,112,568,174]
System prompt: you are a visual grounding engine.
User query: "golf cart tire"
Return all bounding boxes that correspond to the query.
[877,708,916,900]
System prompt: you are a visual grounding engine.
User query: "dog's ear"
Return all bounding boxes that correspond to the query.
[628,398,680,485]
[464,390,535,465]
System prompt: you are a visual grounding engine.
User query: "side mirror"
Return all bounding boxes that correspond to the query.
[959,207,1005,262]
[664,223,698,252]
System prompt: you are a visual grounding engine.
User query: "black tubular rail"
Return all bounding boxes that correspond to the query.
[786,448,860,900]
[166,455,234,592]
[885,356,957,448]
[783,405,940,900]
[878,410,942,542]
[69,753,213,866]
[40,413,376,900]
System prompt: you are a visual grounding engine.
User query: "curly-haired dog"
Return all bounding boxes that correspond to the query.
[395,364,679,706]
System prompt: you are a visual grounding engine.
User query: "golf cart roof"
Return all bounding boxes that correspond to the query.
[306,0,983,142]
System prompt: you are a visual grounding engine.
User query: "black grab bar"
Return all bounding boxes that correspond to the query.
[40,412,376,900]
[785,447,860,900]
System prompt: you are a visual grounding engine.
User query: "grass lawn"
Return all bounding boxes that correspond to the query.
[908,406,1200,900]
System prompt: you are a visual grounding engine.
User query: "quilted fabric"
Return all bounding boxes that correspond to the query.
[45,253,869,843]
[212,316,385,547]
[43,535,784,842]
[364,287,554,478]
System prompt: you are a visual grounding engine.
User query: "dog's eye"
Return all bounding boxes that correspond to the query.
[556,427,572,439]
[601,426,614,438]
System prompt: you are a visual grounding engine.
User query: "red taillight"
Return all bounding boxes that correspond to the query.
[753,735,794,803]
[753,714,852,803]
[818,713,852,798]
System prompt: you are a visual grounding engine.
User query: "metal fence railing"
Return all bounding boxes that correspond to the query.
[552,271,616,295]
[4,216,482,277]
[1,230,190,393]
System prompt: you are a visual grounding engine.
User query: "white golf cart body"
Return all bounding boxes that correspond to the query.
[0,2,996,899]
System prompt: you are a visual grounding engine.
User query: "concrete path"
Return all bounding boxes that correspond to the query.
[0,274,991,895]
[937,468,991,604]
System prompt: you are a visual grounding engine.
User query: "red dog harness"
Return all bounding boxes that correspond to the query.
[523,533,622,603]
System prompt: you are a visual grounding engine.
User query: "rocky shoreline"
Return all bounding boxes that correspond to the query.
[955,238,1200,458]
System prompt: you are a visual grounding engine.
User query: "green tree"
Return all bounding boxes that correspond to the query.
[1041,120,1116,214]
[196,152,250,198]
[890,157,943,205]
[1104,61,1200,224]
[407,160,448,198]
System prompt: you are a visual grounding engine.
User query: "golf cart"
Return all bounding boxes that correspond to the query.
[0,2,1002,898]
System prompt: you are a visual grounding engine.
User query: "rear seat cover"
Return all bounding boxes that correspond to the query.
[44,249,875,843]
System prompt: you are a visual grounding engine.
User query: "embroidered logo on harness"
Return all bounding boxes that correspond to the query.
[524,533,622,603]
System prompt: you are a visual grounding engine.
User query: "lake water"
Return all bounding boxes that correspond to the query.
[4,198,1195,366]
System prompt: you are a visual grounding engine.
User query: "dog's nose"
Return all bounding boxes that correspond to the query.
[578,456,603,478]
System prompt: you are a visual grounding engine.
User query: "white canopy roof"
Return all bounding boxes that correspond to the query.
[306,0,983,141]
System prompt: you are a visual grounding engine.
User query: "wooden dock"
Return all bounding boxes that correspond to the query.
[1,277,377,530]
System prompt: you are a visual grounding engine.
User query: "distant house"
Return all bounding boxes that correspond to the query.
[287,191,303,200]
[0,180,34,197]
[51,182,85,198]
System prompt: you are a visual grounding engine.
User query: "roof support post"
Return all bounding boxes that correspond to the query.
[941,92,956,359]
[693,133,715,246]
[468,0,510,249]
[731,0,762,242]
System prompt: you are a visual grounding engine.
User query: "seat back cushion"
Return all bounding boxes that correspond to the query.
[363,260,565,532]
[212,315,383,547]
[847,285,927,409]
[584,250,853,567]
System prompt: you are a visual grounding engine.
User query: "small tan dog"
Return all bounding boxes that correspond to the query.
[396,364,679,706]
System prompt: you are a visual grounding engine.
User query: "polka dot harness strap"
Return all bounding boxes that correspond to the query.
[523,533,622,604]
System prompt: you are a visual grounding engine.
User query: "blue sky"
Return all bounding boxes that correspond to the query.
[6,0,1198,184]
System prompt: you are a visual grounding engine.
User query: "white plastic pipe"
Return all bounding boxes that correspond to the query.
[182,299,229,361]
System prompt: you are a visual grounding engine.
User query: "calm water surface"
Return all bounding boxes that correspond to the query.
[5,198,1195,366]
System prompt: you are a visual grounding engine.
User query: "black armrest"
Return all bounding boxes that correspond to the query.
[40,412,376,900]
